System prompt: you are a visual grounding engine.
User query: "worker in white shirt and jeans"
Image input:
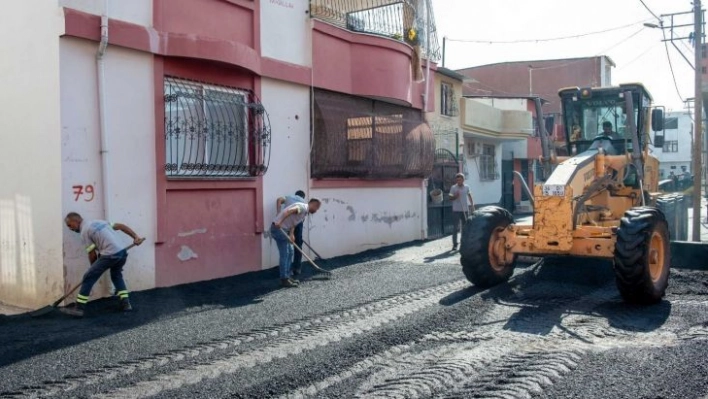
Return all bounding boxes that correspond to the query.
[271,198,322,288]
[449,173,475,251]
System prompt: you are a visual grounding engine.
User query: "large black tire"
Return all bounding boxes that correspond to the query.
[614,207,670,304]
[656,194,689,241]
[460,206,516,288]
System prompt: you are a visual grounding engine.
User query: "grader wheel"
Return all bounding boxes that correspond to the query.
[613,207,670,304]
[460,206,516,288]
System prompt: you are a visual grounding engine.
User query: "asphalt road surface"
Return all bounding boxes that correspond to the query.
[1,237,708,399]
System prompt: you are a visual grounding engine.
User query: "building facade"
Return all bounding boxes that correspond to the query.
[0,0,438,308]
[653,111,693,180]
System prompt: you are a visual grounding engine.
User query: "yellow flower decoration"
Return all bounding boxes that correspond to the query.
[407,28,417,42]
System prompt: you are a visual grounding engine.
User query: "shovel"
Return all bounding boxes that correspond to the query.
[30,242,141,317]
[279,228,331,277]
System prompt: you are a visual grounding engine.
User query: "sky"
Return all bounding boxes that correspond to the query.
[431,0,697,112]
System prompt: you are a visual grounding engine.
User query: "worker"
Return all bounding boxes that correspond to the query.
[271,198,322,288]
[600,121,620,139]
[276,190,306,276]
[448,173,475,251]
[62,212,145,318]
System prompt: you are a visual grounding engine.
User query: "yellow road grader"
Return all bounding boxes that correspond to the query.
[460,83,688,304]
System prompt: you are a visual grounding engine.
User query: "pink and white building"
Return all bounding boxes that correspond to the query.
[0,0,438,308]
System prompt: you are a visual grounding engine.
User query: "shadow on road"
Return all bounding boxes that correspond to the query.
[0,239,430,368]
[423,250,458,263]
[476,257,672,338]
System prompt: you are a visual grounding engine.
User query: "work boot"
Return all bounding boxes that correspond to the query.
[280,278,298,288]
[292,268,301,276]
[61,303,85,318]
[119,298,133,312]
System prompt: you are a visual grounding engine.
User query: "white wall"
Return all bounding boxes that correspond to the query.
[260,79,312,268]
[309,187,426,258]
[60,38,156,297]
[0,1,64,308]
[463,140,503,206]
[260,0,312,66]
[59,0,153,27]
[654,112,692,166]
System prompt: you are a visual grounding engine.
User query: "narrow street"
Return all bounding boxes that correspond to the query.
[2,236,708,399]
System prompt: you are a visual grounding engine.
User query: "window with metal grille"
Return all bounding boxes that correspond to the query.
[312,89,434,178]
[663,117,679,130]
[479,144,498,181]
[441,82,455,116]
[163,78,271,178]
[662,140,678,153]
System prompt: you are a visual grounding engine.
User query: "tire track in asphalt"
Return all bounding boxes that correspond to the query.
[85,279,470,399]
[0,279,466,399]
[287,283,708,399]
[277,283,615,399]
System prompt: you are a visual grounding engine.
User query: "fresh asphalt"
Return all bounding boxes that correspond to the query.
[1,236,707,399]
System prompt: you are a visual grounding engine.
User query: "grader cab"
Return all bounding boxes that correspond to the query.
[460,83,688,304]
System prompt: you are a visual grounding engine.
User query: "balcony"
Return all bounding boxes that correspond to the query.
[461,98,533,141]
[309,0,441,61]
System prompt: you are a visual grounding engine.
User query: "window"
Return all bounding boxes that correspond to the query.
[163,78,270,178]
[479,144,498,181]
[312,89,434,178]
[663,140,678,153]
[664,117,679,130]
[441,82,456,116]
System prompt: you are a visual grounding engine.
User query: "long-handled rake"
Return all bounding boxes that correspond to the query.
[279,228,331,278]
[29,242,140,317]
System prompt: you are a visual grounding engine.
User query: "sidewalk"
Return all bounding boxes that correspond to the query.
[687,196,708,242]
[0,302,30,316]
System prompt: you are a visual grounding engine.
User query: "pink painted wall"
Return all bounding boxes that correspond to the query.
[312,21,432,110]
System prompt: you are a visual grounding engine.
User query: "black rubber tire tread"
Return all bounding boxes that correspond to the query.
[613,206,670,304]
[656,195,676,240]
[460,205,516,288]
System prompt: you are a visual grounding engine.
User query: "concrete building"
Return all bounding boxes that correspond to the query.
[652,111,693,179]
[459,98,534,208]
[0,0,439,309]
[456,56,614,154]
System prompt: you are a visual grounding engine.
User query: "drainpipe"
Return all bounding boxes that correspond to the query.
[97,0,111,221]
[422,0,431,112]
[421,0,431,239]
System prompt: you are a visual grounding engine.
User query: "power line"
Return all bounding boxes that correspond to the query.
[662,26,685,101]
[446,19,651,44]
[617,43,661,70]
[460,27,650,95]
[638,0,662,22]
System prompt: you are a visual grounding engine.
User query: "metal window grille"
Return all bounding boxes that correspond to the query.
[309,0,441,61]
[479,144,498,181]
[164,78,271,178]
[662,140,679,153]
[440,82,456,116]
[663,117,679,130]
[311,89,434,178]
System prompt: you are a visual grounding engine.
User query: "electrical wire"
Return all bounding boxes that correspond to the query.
[617,43,661,70]
[445,18,651,44]
[638,0,662,22]
[662,26,685,102]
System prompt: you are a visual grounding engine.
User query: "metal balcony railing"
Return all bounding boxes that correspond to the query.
[309,0,441,61]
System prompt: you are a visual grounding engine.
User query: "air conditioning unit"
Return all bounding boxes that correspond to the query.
[466,141,482,156]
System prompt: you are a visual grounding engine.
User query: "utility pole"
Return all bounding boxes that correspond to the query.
[693,0,703,241]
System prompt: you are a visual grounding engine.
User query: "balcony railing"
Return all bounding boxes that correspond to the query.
[310,0,441,61]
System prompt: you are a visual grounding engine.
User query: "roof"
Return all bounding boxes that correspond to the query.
[463,94,550,104]
[557,82,653,101]
[456,55,616,72]
[436,67,466,81]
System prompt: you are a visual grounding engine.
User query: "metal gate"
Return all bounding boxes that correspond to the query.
[501,159,515,213]
[427,149,459,239]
